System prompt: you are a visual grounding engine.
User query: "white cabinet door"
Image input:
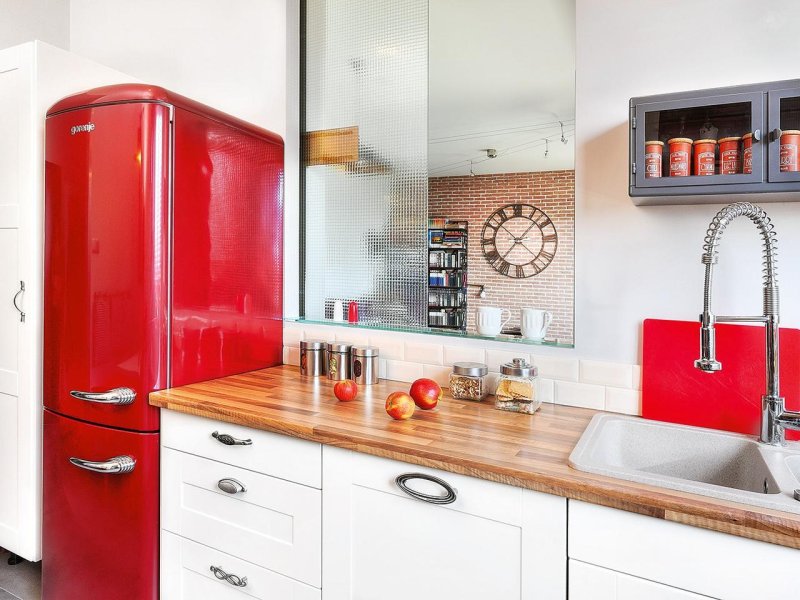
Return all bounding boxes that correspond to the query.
[570,560,715,600]
[322,446,566,600]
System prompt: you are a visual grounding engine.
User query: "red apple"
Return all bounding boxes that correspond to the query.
[333,379,358,402]
[385,391,415,420]
[409,378,442,410]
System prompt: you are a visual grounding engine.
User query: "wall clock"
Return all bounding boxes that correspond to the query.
[480,203,558,278]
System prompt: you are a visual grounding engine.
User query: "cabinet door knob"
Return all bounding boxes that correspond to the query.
[770,128,781,142]
[395,473,457,504]
[209,565,247,587]
[211,431,253,446]
[752,128,762,142]
[217,478,247,494]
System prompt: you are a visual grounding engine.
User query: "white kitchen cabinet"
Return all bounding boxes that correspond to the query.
[322,446,567,600]
[569,560,713,600]
[0,40,133,561]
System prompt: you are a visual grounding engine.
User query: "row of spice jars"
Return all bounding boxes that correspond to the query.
[449,359,542,414]
[646,131,800,178]
[299,340,380,385]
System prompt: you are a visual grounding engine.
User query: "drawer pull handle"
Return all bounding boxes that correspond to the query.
[395,473,457,505]
[12,281,25,323]
[70,387,136,405]
[212,431,253,446]
[69,455,136,474]
[217,478,247,495]
[210,565,247,587]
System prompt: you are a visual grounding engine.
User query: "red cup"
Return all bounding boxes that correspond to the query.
[668,137,692,176]
[693,138,716,176]
[743,133,754,174]
[718,136,741,175]
[644,140,664,178]
[780,129,800,172]
[348,301,359,323]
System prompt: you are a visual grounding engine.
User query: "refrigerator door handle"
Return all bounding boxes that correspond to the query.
[69,387,137,405]
[69,455,136,474]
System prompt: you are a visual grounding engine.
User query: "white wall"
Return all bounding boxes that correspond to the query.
[0,0,69,50]
[574,0,800,364]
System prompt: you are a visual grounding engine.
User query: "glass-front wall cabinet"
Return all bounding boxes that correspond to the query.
[630,79,800,203]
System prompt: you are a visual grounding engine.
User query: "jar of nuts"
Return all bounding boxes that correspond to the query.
[495,358,540,414]
[449,362,489,401]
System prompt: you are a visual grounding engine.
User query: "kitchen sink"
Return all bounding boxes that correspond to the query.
[569,414,800,514]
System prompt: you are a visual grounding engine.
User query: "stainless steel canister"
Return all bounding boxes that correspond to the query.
[326,342,352,380]
[299,340,327,377]
[351,346,379,385]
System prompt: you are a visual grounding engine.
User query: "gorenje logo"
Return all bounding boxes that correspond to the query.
[70,123,95,135]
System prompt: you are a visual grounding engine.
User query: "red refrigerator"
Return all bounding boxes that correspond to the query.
[42,84,284,599]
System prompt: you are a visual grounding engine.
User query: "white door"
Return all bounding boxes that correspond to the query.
[323,446,566,600]
[569,560,717,600]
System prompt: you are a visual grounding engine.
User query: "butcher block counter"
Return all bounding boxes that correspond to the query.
[149,364,800,550]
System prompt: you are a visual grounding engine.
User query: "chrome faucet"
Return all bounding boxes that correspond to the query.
[695,201,800,445]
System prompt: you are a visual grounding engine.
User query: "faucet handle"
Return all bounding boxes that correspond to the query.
[694,358,722,372]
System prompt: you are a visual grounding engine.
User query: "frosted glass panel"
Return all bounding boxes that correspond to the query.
[303,0,428,328]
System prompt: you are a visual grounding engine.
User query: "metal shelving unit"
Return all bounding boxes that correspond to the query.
[427,220,468,331]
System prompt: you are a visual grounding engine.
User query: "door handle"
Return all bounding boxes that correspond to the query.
[771,127,782,142]
[12,281,24,323]
[395,473,457,505]
[70,387,136,405]
[217,478,247,495]
[69,455,136,474]
[209,565,247,587]
[211,431,253,446]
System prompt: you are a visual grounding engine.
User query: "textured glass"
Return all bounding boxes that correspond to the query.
[303,0,428,328]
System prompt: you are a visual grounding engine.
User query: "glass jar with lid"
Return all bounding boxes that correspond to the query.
[449,362,489,401]
[495,358,540,414]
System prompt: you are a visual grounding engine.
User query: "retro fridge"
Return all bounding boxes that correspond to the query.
[42,84,284,599]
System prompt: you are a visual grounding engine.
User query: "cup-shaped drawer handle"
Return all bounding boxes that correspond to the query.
[69,455,136,474]
[217,478,247,495]
[211,431,253,446]
[70,387,136,405]
[210,565,247,587]
[395,473,457,505]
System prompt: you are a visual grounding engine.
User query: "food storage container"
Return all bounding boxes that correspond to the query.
[780,130,800,172]
[743,132,754,174]
[495,358,540,414]
[299,339,327,377]
[644,140,663,178]
[718,136,741,174]
[449,362,489,401]
[693,139,716,176]
[351,346,379,385]
[327,342,352,380]
[668,137,693,176]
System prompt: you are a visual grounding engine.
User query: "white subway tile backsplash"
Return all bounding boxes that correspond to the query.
[532,355,579,382]
[538,378,555,403]
[378,358,387,380]
[605,387,641,415]
[385,360,424,383]
[301,326,335,343]
[372,335,404,360]
[283,327,304,347]
[422,364,451,388]
[579,360,633,388]
[554,381,605,410]
[631,365,642,391]
[283,346,300,367]
[487,349,531,373]
[404,342,444,365]
[335,329,371,347]
[443,345,487,366]
[485,372,501,395]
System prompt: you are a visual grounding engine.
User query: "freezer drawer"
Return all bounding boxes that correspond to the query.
[42,409,159,600]
[162,447,321,587]
[161,531,320,600]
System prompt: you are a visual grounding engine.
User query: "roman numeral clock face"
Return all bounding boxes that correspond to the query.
[481,203,558,278]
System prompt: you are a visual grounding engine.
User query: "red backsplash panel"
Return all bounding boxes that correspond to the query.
[642,318,800,440]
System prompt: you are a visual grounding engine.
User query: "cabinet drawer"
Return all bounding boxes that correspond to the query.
[161,531,320,600]
[161,410,321,488]
[162,447,321,587]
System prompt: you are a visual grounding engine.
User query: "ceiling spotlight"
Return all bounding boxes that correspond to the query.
[485,148,498,159]
[560,121,568,145]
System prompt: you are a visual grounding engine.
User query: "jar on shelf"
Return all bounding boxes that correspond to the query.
[495,358,540,414]
[449,362,488,401]
[718,136,741,175]
[693,139,717,176]
[644,140,664,178]
[668,137,693,176]
[743,132,754,174]
[780,130,800,172]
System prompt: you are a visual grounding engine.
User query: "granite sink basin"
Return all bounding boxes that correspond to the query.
[569,414,800,514]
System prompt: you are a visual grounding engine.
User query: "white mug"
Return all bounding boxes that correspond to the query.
[521,308,553,340]
[476,306,511,337]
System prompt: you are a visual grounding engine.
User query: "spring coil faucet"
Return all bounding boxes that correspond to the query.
[695,201,800,445]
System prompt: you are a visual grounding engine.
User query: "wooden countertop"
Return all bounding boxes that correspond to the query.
[150,365,800,550]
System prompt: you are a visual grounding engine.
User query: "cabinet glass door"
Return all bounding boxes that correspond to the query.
[767,87,800,182]
[634,91,764,189]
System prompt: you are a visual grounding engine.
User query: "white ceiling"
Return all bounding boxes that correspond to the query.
[429,0,576,176]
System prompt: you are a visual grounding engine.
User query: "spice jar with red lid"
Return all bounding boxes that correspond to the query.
[668,138,692,177]
[718,136,741,175]
[693,139,717,176]
[780,130,800,172]
[743,133,754,174]
[644,140,664,178]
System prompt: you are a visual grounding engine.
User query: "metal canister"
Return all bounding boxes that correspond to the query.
[299,340,327,377]
[351,346,379,385]
[326,342,352,380]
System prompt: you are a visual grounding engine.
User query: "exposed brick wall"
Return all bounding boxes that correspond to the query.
[429,170,574,344]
